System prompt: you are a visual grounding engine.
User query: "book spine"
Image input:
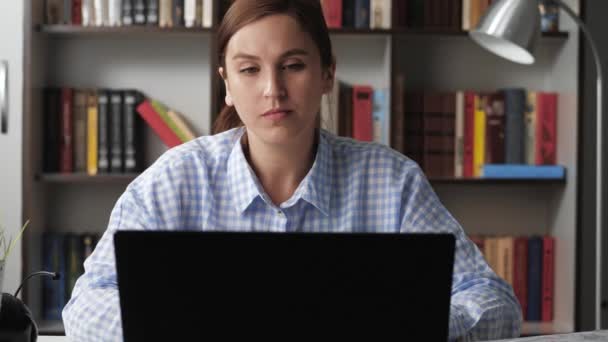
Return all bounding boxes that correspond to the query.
[354,0,370,28]
[338,82,353,138]
[82,0,95,26]
[352,85,374,142]
[513,237,528,320]
[136,100,183,147]
[391,74,405,154]
[194,0,203,27]
[372,88,389,146]
[73,90,88,173]
[473,94,486,177]
[202,0,213,28]
[46,0,63,25]
[525,91,537,165]
[94,0,109,26]
[321,0,343,29]
[147,0,159,25]
[43,233,65,320]
[160,0,173,27]
[60,87,74,173]
[370,0,391,29]
[72,0,83,25]
[64,233,84,303]
[504,88,526,164]
[167,110,197,141]
[123,91,140,172]
[541,236,555,321]
[63,0,72,24]
[110,91,124,173]
[527,237,543,321]
[422,92,442,178]
[87,91,99,175]
[184,0,196,27]
[462,0,470,30]
[122,0,134,25]
[484,92,506,164]
[133,0,147,24]
[454,91,464,178]
[108,0,123,26]
[97,90,110,173]
[463,91,475,178]
[44,88,60,173]
[173,0,185,27]
[536,92,558,165]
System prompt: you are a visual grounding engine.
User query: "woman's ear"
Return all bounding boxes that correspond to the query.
[219,67,234,107]
[322,60,336,94]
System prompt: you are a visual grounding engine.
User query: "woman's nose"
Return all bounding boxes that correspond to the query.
[263,70,287,99]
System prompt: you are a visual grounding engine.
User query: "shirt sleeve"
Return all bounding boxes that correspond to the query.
[399,165,523,341]
[61,185,155,342]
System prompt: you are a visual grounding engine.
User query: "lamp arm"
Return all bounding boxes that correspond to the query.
[552,0,604,330]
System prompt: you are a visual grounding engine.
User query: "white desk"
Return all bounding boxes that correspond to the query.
[495,330,608,341]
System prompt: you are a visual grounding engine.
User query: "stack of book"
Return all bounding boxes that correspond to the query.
[44,0,215,28]
[391,76,562,179]
[42,232,100,321]
[43,87,197,176]
[469,234,555,322]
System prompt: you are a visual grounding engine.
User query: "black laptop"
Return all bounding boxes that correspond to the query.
[114,231,455,341]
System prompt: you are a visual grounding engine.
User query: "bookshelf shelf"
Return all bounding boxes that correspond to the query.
[37,25,569,39]
[37,173,139,183]
[36,24,214,35]
[522,321,573,336]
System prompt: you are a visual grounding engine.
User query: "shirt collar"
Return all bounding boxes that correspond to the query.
[227,128,333,216]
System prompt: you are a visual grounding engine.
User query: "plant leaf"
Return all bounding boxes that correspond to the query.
[4,220,30,261]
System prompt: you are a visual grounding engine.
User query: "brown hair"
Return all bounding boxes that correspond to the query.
[212,0,334,134]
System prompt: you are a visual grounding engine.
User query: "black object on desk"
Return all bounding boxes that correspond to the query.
[0,271,60,342]
[114,231,456,341]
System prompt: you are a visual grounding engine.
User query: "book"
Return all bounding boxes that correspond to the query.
[42,232,66,321]
[504,88,526,164]
[473,94,486,177]
[338,82,353,138]
[46,0,64,24]
[87,91,99,175]
[202,0,213,28]
[159,0,173,27]
[536,92,558,165]
[43,88,60,173]
[527,236,543,321]
[173,0,185,27]
[108,0,123,26]
[82,0,95,26]
[390,74,405,154]
[123,90,145,172]
[94,0,110,26]
[167,110,197,142]
[454,91,465,178]
[63,0,72,24]
[463,91,475,178]
[482,164,565,179]
[354,0,370,28]
[484,92,506,164]
[540,0,559,32]
[513,236,529,320]
[321,0,343,29]
[97,90,110,173]
[73,90,88,173]
[72,0,83,25]
[122,0,133,25]
[133,0,147,24]
[352,85,374,142]
[372,88,389,146]
[147,0,159,25]
[541,236,555,321]
[60,87,74,173]
[525,91,538,165]
[110,91,124,172]
[64,233,84,303]
[320,79,340,135]
[370,0,391,29]
[184,0,196,27]
[150,100,189,142]
[136,100,182,148]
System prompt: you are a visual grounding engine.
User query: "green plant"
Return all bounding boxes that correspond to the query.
[0,219,29,262]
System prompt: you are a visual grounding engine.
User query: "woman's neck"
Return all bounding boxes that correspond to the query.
[243,130,317,205]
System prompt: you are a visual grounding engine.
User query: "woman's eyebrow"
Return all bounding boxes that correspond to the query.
[232,49,309,61]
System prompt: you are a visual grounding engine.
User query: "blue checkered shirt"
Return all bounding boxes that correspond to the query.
[63,127,522,341]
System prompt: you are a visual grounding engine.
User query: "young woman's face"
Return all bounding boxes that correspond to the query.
[221,14,333,146]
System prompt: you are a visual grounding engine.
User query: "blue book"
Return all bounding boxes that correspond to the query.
[503,88,527,164]
[482,164,565,179]
[43,232,66,321]
[372,89,389,146]
[527,237,543,321]
[354,0,370,28]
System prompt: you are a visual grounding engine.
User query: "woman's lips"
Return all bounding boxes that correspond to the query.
[263,110,291,121]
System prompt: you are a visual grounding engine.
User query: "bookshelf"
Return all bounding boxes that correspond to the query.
[19,0,581,337]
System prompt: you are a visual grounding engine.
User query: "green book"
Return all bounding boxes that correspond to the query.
[150,100,189,143]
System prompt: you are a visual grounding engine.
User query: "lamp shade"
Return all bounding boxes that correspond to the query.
[469,0,541,65]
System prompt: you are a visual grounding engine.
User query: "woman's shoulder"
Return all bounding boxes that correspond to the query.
[321,129,420,173]
[130,128,243,186]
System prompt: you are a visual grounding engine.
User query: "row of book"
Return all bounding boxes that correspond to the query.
[45,0,215,28]
[320,0,560,32]
[468,235,555,322]
[42,232,100,321]
[43,88,196,175]
[321,78,559,179]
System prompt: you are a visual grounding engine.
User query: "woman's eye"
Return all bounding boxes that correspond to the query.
[239,67,259,74]
[283,63,305,71]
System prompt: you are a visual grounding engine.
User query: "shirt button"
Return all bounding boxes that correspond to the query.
[277,211,283,216]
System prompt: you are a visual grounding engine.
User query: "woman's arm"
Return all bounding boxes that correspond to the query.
[61,189,152,341]
[399,166,522,341]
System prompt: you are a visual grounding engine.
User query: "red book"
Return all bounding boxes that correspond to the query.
[463,91,475,178]
[60,87,73,173]
[72,0,83,25]
[321,0,343,28]
[136,100,182,148]
[352,85,374,142]
[535,92,558,165]
[541,236,555,321]
[513,237,528,320]
[485,92,506,164]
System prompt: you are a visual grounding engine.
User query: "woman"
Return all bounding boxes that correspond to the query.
[63,0,522,341]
